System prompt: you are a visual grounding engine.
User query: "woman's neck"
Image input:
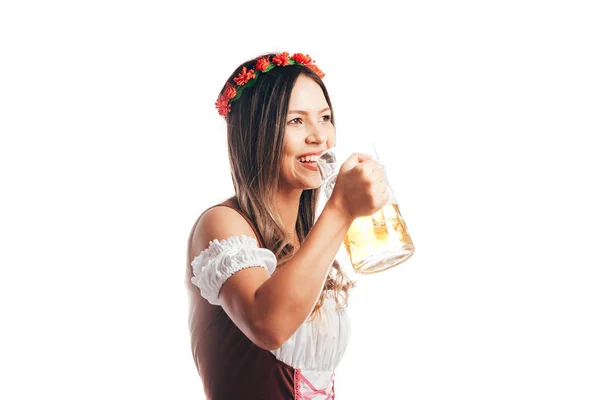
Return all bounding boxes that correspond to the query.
[275,188,303,245]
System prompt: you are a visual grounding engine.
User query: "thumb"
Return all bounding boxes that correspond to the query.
[342,153,372,170]
[354,153,373,163]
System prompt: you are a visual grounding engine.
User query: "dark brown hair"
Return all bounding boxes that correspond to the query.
[218,53,354,316]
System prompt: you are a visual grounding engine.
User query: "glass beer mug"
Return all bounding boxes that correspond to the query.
[316,143,415,274]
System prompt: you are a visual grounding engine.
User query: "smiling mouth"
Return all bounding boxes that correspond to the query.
[297,154,320,163]
[297,158,319,171]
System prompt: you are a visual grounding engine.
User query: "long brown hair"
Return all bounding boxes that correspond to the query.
[218,53,355,317]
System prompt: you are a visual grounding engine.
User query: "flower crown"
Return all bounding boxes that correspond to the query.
[215,52,325,117]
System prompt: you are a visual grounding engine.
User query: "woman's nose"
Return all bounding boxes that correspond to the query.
[306,124,328,144]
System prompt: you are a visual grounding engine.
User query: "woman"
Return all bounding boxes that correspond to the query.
[185,52,390,399]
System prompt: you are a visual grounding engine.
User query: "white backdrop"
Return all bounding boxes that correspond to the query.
[1,1,599,399]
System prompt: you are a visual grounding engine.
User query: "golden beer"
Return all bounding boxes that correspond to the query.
[344,203,414,274]
[317,143,415,274]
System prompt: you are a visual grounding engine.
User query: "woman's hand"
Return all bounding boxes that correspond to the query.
[328,153,390,220]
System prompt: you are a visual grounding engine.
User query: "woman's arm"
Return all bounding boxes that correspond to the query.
[190,154,388,350]
[190,199,353,351]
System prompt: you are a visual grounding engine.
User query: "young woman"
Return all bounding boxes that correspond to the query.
[185,52,389,399]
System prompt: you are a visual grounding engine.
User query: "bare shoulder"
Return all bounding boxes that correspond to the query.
[189,205,259,260]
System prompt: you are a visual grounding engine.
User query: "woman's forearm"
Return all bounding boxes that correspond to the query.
[253,199,353,345]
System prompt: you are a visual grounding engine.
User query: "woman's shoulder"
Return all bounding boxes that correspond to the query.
[189,198,260,260]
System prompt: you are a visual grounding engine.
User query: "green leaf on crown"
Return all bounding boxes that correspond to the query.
[232,76,259,101]
[231,59,303,102]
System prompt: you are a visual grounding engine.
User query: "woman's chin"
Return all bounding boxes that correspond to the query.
[303,177,322,190]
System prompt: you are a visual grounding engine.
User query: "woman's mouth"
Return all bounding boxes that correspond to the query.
[297,155,319,171]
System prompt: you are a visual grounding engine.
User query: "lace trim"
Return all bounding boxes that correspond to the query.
[196,235,256,260]
[294,369,302,399]
[294,369,335,400]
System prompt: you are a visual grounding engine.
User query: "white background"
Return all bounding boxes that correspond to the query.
[1,1,599,399]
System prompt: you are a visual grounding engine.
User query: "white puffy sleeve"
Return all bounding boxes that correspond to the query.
[190,235,277,306]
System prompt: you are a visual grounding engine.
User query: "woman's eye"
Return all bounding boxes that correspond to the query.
[321,115,332,122]
[288,117,302,125]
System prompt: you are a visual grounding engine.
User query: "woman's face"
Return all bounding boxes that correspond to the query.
[279,75,336,191]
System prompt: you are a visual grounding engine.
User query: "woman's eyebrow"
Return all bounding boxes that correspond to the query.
[288,107,331,115]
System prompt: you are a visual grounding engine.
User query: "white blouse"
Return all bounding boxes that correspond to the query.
[190,235,351,377]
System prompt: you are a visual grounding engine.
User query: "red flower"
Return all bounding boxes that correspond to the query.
[272,52,290,66]
[215,96,231,117]
[233,66,256,86]
[214,51,325,117]
[305,63,325,79]
[255,57,271,71]
[292,53,313,65]
[222,83,236,100]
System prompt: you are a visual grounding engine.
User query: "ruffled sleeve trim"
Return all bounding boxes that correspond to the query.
[190,235,277,305]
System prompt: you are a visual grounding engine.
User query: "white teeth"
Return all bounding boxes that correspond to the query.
[298,155,318,163]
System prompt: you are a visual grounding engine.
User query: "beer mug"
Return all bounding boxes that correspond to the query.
[316,143,415,274]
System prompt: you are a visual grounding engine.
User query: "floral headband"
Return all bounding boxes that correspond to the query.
[215,52,325,117]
